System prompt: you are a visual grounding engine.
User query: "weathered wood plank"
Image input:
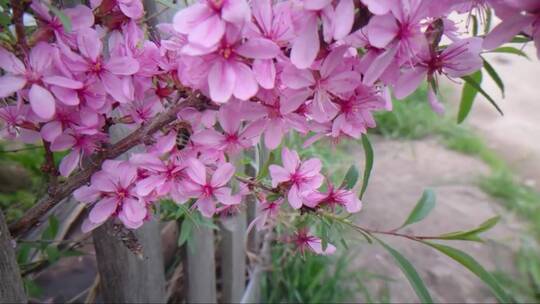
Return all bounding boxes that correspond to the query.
[219,213,247,303]
[93,218,167,303]
[183,225,217,303]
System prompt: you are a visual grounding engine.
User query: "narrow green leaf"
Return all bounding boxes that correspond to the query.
[424,242,510,303]
[359,134,373,199]
[437,216,500,242]
[256,149,277,181]
[340,165,359,190]
[178,219,193,246]
[482,59,505,98]
[45,246,61,263]
[458,70,482,123]
[488,46,529,59]
[510,36,531,43]
[376,238,433,303]
[42,216,59,241]
[400,189,436,228]
[46,4,72,33]
[471,15,478,36]
[461,74,503,116]
[484,8,492,35]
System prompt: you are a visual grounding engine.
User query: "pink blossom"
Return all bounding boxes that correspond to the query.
[282,46,361,122]
[183,158,239,217]
[292,228,336,255]
[192,105,266,154]
[483,0,540,59]
[0,43,83,119]
[74,160,147,231]
[304,183,362,213]
[395,38,483,113]
[173,0,250,50]
[269,148,324,209]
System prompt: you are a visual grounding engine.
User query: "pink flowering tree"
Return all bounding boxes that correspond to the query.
[0,0,538,302]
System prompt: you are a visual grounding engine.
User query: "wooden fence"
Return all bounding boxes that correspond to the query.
[0,3,271,303]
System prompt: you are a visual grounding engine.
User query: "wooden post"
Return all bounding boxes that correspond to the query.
[91,122,167,303]
[219,213,246,303]
[183,225,217,303]
[0,210,27,304]
[93,219,167,303]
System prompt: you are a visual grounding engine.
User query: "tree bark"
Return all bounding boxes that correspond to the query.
[0,210,27,304]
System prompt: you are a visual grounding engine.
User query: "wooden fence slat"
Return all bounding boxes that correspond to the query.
[93,218,167,303]
[0,210,27,304]
[183,225,217,303]
[219,213,247,303]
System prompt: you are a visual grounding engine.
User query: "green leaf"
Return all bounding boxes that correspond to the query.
[458,70,482,123]
[178,219,193,246]
[461,74,503,116]
[256,149,277,181]
[0,11,10,27]
[359,134,373,199]
[46,4,72,33]
[482,59,504,98]
[42,216,59,241]
[488,46,529,59]
[510,36,531,43]
[424,242,510,303]
[17,244,32,264]
[400,189,436,228]
[376,238,433,303]
[437,216,500,242]
[340,165,359,190]
[45,246,61,263]
[484,8,492,35]
[471,15,478,36]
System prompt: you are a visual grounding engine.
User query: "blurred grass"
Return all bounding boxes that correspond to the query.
[261,245,392,303]
[0,143,45,223]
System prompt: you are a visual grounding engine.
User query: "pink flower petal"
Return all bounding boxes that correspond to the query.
[0,48,25,74]
[29,84,56,119]
[290,15,319,69]
[281,65,315,89]
[253,59,276,89]
[106,56,140,75]
[59,150,81,177]
[333,0,354,40]
[236,38,280,59]
[287,185,303,209]
[232,62,258,101]
[123,198,147,222]
[483,15,535,50]
[269,165,290,187]
[43,76,83,89]
[136,175,166,196]
[367,14,398,48]
[89,197,117,224]
[187,158,207,185]
[211,162,235,187]
[77,28,102,62]
[189,14,225,48]
[308,238,336,255]
[208,61,236,103]
[282,147,300,172]
[221,0,250,24]
[394,67,428,99]
[0,75,26,98]
[50,87,80,106]
[195,196,216,218]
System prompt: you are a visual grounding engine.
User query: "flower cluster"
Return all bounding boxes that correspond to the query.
[1,0,537,254]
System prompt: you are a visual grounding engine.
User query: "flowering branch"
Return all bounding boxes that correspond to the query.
[8,93,204,237]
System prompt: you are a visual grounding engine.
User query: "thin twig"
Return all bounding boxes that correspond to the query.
[0,146,42,153]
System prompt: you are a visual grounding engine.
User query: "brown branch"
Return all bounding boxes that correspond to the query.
[42,141,59,194]
[10,0,30,52]
[9,94,203,238]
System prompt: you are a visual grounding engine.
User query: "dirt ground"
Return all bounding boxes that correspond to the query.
[350,45,539,302]
[352,138,523,302]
